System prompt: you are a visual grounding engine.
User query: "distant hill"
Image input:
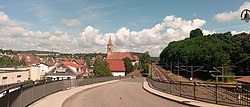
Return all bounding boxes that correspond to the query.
[15,50,60,54]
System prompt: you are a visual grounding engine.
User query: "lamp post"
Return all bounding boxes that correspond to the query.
[241,9,250,22]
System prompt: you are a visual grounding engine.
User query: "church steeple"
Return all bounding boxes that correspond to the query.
[107,36,113,54]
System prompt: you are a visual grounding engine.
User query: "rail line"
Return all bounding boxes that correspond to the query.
[151,64,250,106]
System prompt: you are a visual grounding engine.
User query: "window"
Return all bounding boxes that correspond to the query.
[17,75,21,82]
[2,77,7,85]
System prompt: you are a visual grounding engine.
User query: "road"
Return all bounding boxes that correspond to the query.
[63,77,187,107]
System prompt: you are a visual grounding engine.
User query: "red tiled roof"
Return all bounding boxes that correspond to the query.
[132,55,139,61]
[107,52,139,61]
[107,60,125,72]
[73,59,85,65]
[62,61,81,68]
[76,71,85,76]
[236,77,250,83]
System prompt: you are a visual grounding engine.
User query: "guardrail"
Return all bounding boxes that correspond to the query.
[147,77,250,106]
[0,76,123,107]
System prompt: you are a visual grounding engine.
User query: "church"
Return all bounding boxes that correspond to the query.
[106,36,140,76]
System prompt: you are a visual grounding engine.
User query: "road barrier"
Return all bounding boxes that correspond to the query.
[147,77,250,106]
[0,76,123,107]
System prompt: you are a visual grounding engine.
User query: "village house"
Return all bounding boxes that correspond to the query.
[0,66,40,85]
[106,36,140,76]
[235,77,250,91]
[46,61,86,80]
[37,62,56,79]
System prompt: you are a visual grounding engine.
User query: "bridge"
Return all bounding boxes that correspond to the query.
[0,66,249,107]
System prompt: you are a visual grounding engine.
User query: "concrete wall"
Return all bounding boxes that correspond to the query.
[112,72,125,76]
[0,67,30,71]
[0,70,29,85]
[30,66,40,81]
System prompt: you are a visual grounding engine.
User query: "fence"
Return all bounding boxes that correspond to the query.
[147,77,250,106]
[0,76,123,107]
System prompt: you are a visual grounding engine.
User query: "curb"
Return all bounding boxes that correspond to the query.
[142,78,227,107]
[142,79,199,107]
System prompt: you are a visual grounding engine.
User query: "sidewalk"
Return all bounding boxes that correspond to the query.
[29,80,120,107]
[142,78,228,107]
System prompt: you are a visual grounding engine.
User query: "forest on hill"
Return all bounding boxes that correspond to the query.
[160,28,250,80]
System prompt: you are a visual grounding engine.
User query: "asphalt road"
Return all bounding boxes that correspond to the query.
[63,77,187,107]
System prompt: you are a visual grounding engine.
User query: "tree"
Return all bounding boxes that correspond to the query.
[190,28,203,38]
[93,55,112,77]
[141,63,149,73]
[123,57,134,73]
[140,51,151,64]
[0,56,23,66]
[159,31,250,80]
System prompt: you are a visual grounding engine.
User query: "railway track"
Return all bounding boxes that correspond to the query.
[151,64,250,106]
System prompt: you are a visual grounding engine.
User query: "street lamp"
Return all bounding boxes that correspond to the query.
[241,9,250,22]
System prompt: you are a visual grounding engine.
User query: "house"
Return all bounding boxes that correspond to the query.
[107,60,126,76]
[107,52,140,65]
[37,63,56,78]
[106,36,139,76]
[72,59,85,65]
[0,70,29,85]
[11,54,41,66]
[46,61,85,80]
[0,66,40,85]
[236,77,250,91]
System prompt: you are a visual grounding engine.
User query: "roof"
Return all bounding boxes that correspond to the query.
[108,36,113,46]
[107,60,125,72]
[107,52,139,61]
[236,77,250,83]
[39,62,55,67]
[73,59,85,65]
[76,71,85,76]
[132,55,139,61]
[62,61,81,68]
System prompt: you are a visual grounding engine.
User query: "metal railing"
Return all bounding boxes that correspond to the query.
[0,76,123,107]
[147,77,250,106]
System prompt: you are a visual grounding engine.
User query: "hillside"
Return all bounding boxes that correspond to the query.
[160,30,250,80]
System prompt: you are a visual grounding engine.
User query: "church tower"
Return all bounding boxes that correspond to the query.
[107,36,113,54]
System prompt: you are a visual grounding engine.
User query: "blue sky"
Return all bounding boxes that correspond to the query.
[0,0,249,56]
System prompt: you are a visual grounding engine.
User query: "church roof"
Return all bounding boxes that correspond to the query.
[107,59,125,72]
[107,52,139,61]
[108,36,113,46]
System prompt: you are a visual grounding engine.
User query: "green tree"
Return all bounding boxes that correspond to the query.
[0,56,23,66]
[140,51,151,76]
[123,57,134,73]
[140,51,151,64]
[190,28,203,38]
[93,55,112,77]
[141,63,149,73]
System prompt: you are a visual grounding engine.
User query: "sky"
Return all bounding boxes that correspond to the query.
[0,0,249,56]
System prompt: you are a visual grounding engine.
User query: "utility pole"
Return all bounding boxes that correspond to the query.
[170,61,173,72]
[174,66,204,81]
[211,66,233,83]
[190,66,193,81]
[177,59,180,76]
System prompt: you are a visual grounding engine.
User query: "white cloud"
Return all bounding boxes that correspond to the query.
[0,12,19,26]
[0,11,213,56]
[77,15,208,56]
[62,18,81,27]
[213,2,250,22]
